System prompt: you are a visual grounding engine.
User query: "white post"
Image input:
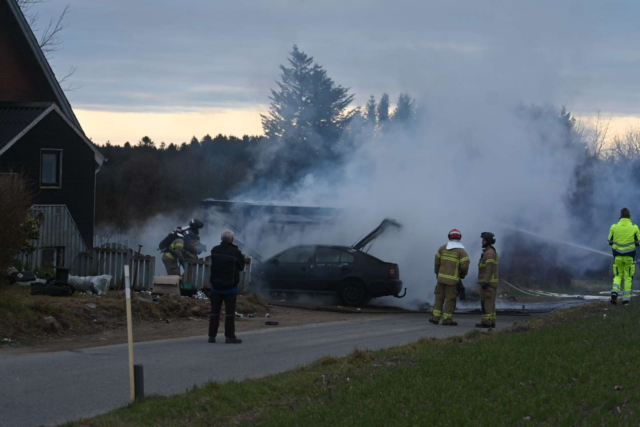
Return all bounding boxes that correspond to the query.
[124,265,135,402]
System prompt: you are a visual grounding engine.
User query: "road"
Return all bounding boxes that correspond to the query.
[0,314,524,427]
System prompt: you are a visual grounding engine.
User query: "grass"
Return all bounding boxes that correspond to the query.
[65,301,640,426]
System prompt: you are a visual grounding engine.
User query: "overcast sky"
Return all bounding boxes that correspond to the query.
[34,0,640,144]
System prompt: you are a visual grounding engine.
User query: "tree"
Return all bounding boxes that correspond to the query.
[138,136,155,149]
[365,95,377,125]
[17,0,76,88]
[377,93,390,124]
[392,93,416,126]
[260,45,356,165]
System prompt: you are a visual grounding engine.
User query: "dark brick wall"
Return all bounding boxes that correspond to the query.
[0,7,55,103]
[0,112,96,247]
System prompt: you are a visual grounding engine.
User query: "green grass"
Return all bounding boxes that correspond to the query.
[67,302,640,427]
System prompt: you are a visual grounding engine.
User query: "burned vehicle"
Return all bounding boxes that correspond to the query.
[256,219,406,306]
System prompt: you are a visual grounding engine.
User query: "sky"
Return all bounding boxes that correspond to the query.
[32,0,640,145]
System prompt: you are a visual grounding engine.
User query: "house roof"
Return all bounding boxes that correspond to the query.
[2,0,82,130]
[0,102,105,165]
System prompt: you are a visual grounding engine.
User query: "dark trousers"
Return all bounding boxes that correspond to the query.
[208,292,237,338]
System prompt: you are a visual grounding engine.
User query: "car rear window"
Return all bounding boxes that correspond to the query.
[278,246,314,263]
[316,247,341,263]
[341,251,355,263]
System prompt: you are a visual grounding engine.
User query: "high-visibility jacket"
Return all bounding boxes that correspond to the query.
[477,246,499,288]
[434,244,470,286]
[608,218,640,258]
[163,238,185,260]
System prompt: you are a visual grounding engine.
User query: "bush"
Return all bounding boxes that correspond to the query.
[0,173,34,275]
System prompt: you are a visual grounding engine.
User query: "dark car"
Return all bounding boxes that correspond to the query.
[257,219,406,306]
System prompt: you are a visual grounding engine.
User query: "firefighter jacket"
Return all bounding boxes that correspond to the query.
[434,244,470,286]
[477,246,499,288]
[163,238,185,261]
[608,218,640,258]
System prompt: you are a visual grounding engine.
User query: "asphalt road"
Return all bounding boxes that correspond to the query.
[0,314,524,427]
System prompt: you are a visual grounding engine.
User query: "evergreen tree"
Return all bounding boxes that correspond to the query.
[392,93,416,126]
[365,95,377,125]
[260,45,356,162]
[377,93,390,124]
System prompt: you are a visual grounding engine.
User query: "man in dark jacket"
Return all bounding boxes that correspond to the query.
[205,229,246,344]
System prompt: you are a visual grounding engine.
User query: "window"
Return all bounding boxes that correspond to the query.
[316,247,342,263]
[41,149,62,187]
[341,251,355,263]
[42,247,65,267]
[278,246,314,264]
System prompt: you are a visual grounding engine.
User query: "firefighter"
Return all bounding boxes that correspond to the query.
[162,218,205,275]
[184,219,205,261]
[162,231,186,276]
[608,208,640,305]
[476,231,499,328]
[429,229,470,326]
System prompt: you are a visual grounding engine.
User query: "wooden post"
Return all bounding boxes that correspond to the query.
[124,265,135,402]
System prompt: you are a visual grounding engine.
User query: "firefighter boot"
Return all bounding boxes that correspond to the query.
[428,318,440,325]
[442,320,458,326]
[611,293,618,305]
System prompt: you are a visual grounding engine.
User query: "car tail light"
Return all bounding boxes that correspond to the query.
[389,265,396,278]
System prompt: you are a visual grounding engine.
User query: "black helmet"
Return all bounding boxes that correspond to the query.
[480,232,496,246]
[188,218,204,234]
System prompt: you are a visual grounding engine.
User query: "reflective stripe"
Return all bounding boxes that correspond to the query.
[443,313,453,319]
[432,310,442,317]
[459,257,470,263]
[616,247,637,254]
[441,256,460,263]
[436,253,441,258]
[438,273,460,280]
[485,259,498,264]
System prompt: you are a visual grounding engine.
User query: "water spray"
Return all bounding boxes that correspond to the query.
[514,227,640,265]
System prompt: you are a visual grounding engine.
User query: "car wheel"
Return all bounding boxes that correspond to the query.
[340,280,369,307]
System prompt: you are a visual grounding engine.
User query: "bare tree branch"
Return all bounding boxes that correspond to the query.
[16,1,78,91]
[38,4,70,55]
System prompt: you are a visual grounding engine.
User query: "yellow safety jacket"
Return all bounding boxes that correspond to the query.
[477,246,499,288]
[608,218,640,258]
[163,238,185,260]
[434,244,470,286]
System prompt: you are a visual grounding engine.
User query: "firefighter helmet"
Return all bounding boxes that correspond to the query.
[188,218,204,234]
[448,228,462,240]
[480,231,496,246]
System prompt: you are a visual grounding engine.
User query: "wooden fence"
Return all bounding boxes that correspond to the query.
[184,257,252,292]
[74,246,155,290]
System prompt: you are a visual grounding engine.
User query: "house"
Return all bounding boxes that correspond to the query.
[0,0,105,269]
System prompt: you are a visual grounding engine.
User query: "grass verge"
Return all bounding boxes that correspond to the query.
[65,301,640,426]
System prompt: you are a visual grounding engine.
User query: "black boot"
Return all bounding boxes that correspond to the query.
[611,293,618,305]
[225,337,242,344]
[208,337,216,343]
[428,318,440,325]
[622,300,630,306]
[475,323,492,328]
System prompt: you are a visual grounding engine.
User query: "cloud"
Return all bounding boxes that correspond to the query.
[33,0,640,119]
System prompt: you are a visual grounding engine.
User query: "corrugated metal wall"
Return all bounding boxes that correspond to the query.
[22,205,88,269]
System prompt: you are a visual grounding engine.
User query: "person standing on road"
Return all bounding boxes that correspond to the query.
[205,229,246,344]
[476,232,499,328]
[430,229,470,326]
[608,208,640,305]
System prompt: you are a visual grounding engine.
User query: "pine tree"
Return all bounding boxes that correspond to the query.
[260,45,356,159]
[392,93,416,126]
[377,93,390,124]
[365,95,377,125]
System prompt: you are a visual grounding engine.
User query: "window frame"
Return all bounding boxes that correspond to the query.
[40,148,63,189]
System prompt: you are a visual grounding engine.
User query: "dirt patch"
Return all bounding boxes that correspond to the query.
[0,286,373,355]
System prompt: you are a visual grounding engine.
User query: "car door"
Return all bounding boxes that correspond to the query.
[267,245,315,291]
[309,246,342,291]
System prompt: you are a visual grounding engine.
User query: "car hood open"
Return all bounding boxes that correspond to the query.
[352,218,402,252]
